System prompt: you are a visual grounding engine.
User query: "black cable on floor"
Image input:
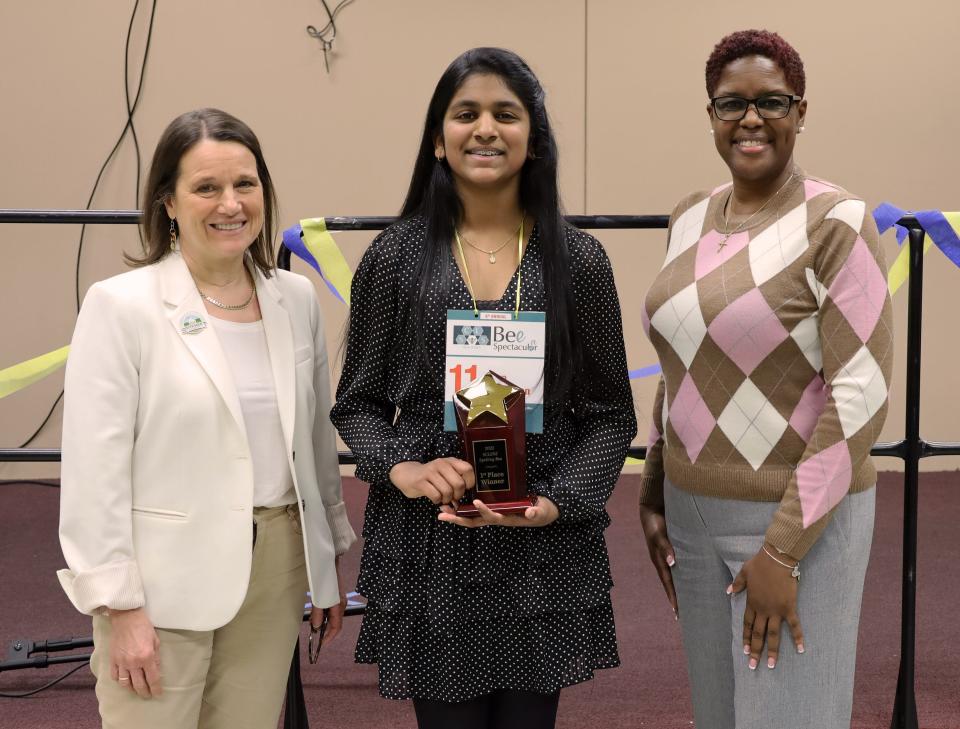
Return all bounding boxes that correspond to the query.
[0,479,60,488]
[0,662,88,699]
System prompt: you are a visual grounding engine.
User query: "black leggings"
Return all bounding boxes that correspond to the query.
[413,689,560,729]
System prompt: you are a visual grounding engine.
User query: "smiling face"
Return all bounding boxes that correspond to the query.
[435,73,531,193]
[708,55,807,192]
[163,138,264,266]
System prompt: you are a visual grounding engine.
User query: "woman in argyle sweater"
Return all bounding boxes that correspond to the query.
[638,29,892,729]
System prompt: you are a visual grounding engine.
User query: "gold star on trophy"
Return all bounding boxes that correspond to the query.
[457,372,522,425]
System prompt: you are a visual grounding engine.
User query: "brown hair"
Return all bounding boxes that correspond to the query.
[128,108,279,277]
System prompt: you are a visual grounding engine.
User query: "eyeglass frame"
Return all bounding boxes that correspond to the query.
[709,93,803,121]
[308,614,328,664]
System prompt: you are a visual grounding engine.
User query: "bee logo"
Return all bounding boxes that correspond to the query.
[453,325,491,347]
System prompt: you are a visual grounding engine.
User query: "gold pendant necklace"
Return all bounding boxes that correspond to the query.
[718,173,795,251]
[454,218,526,318]
[456,216,525,263]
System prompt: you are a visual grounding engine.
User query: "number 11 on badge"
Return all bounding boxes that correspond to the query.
[449,363,478,392]
[443,310,545,434]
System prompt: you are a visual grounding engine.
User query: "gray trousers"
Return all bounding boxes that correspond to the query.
[664,478,875,729]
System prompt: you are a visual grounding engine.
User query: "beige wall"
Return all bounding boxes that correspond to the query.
[2,0,959,479]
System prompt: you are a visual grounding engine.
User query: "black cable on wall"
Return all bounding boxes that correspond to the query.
[18,0,158,448]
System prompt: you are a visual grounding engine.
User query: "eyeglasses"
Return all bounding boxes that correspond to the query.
[710,94,802,121]
[308,616,328,664]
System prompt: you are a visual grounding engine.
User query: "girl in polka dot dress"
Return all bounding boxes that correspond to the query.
[331,47,636,729]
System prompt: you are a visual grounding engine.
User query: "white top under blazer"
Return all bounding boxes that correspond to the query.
[210,316,296,508]
[57,252,356,631]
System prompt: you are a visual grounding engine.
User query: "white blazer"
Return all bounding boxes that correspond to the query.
[58,253,356,631]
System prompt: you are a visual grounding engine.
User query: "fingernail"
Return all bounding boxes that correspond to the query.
[749,658,757,670]
[725,585,733,595]
[666,555,676,567]
[743,644,750,655]
[797,644,805,654]
[673,609,678,621]
[767,658,775,669]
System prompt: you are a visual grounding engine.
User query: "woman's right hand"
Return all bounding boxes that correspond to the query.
[389,459,475,505]
[108,607,162,698]
[638,503,679,619]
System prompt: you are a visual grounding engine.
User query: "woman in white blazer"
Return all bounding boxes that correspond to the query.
[58,108,356,729]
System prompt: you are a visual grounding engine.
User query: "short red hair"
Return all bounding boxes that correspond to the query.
[705,29,805,98]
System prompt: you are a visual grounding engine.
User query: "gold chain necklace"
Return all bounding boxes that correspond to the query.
[718,173,795,251]
[455,215,525,263]
[197,286,256,310]
[193,268,256,310]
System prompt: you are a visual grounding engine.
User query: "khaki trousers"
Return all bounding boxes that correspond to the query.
[90,504,309,729]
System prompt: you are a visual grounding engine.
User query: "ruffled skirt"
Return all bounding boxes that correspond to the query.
[354,482,620,701]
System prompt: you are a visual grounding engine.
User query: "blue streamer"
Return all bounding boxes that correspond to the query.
[283,224,315,267]
[629,364,662,379]
[872,202,909,246]
[915,210,960,269]
[874,204,960,268]
[872,202,906,234]
[281,223,347,303]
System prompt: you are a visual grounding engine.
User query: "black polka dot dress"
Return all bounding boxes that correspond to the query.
[331,216,637,702]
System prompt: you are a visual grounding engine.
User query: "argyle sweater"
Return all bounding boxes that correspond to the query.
[639,173,893,558]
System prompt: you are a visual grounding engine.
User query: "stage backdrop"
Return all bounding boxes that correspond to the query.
[2,0,959,478]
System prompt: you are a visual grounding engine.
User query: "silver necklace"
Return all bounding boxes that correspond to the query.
[456,215,524,263]
[718,173,795,251]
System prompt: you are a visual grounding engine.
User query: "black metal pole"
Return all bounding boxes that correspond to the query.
[890,226,924,729]
[3,444,917,466]
[0,210,141,224]
[283,637,309,729]
[0,210,672,229]
[0,449,61,462]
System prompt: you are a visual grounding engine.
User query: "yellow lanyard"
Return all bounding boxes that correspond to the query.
[454,218,525,319]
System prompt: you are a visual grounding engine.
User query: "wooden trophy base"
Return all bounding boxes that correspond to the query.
[455,495,537,518]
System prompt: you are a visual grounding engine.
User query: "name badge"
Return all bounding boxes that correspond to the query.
[444,309,545,433]
[180,312,207,335]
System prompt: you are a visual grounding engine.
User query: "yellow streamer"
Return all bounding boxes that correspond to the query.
[945,211,960,237]
[0,345,70,399]
[887,235,932,295]
[300,217,354,306]
[624,456,645,466]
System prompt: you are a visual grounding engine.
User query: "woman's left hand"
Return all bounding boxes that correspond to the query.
[727,543,804,670]
[437,497,559,528]
[312,556,348,646]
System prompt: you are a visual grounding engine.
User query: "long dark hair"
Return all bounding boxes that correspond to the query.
[400,47,581,408]
[129,107,279,277]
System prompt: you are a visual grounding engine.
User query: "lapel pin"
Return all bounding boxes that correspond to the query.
[180,312,207,335]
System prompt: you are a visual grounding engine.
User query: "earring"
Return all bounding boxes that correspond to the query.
[798,126,805,134]
[169,219,179,252]
[435,153,444,162]
[709,129,715,135]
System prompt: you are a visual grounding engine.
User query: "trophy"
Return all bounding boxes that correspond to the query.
[453,371,534,517]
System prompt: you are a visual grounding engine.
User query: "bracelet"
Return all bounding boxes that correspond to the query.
[761,545,801,581]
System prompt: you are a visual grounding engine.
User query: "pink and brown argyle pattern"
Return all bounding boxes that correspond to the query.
[639,174,893,558]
